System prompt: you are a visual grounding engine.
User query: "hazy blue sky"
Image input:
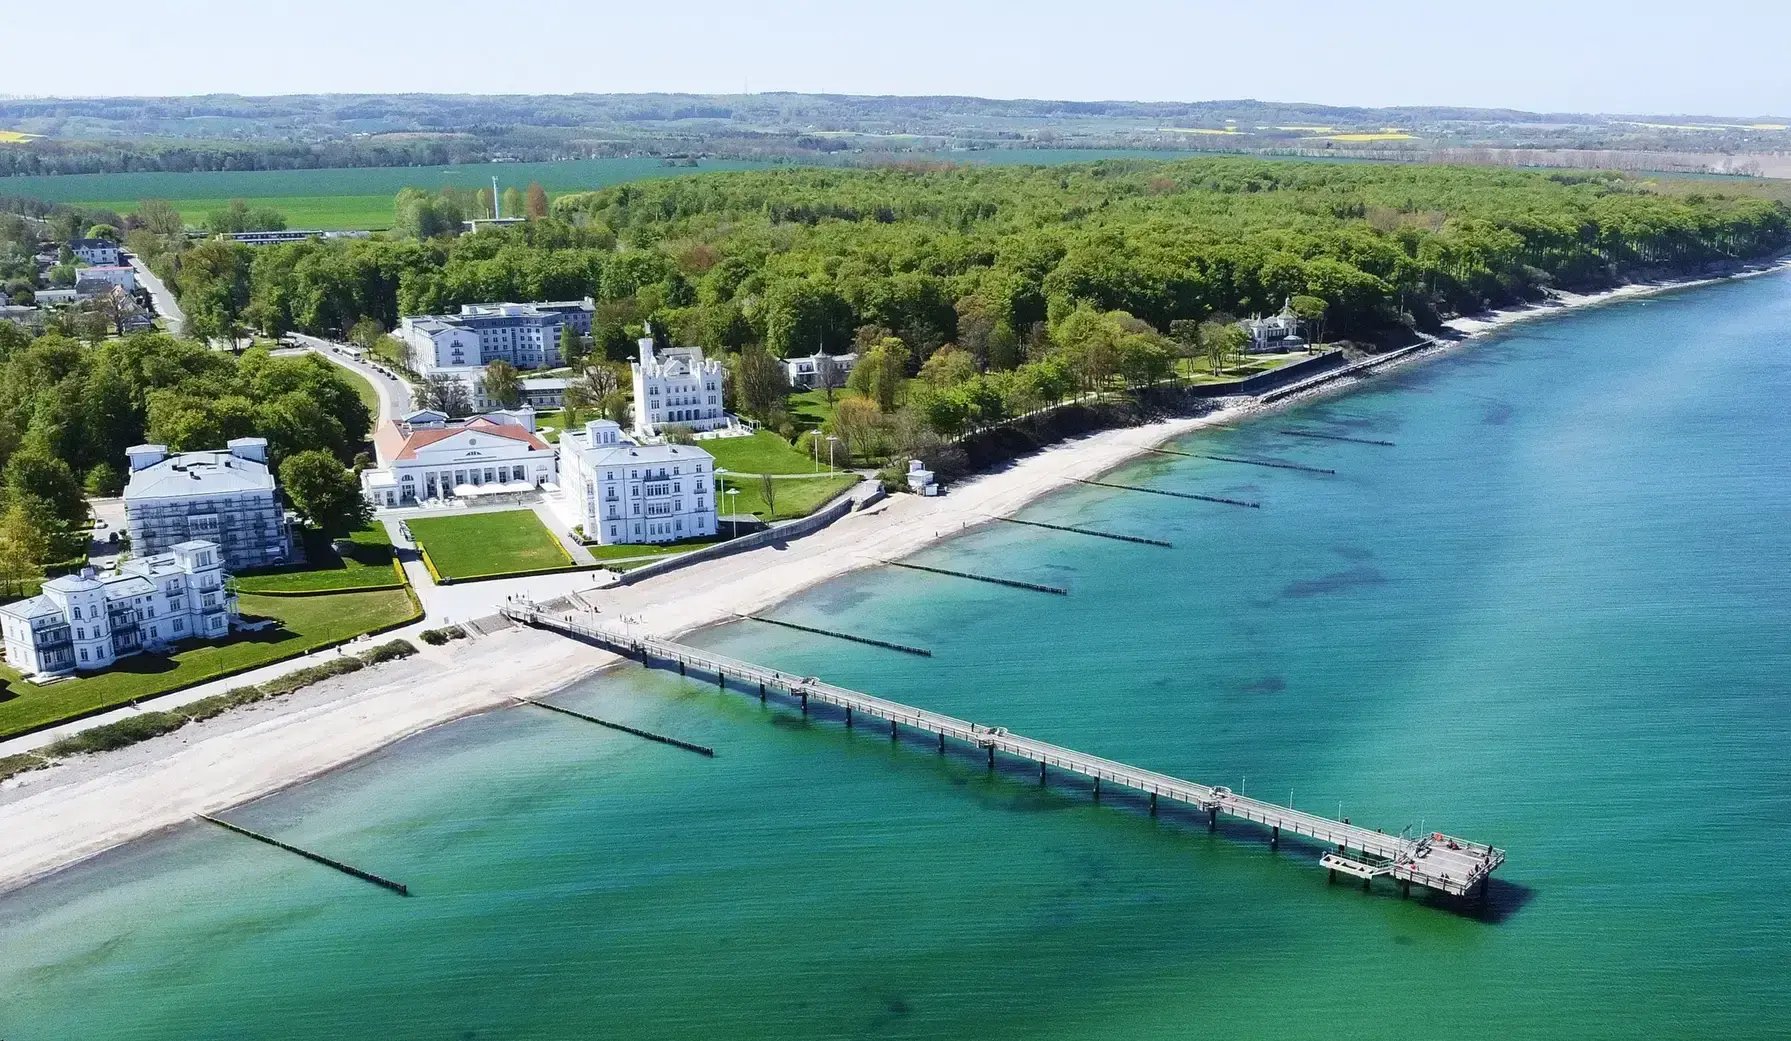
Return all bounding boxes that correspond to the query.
[6,0,1788,114]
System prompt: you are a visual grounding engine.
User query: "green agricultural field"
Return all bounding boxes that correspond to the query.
[408,509,571,580]
[0,587,420,739]
[718,474,858,521]
[233,526,399,594]
[5,157,789,230]
[4,150,1208,231]
[702,430,831,475]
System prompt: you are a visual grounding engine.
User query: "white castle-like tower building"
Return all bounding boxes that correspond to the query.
[629,326,727,439]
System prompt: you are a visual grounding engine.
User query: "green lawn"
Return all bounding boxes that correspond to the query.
[233,526,399,593]
[718,474,859,521]
[1182,352,1311,385]
[703,430,831,475]
[342,367,381,430]
[0,587,419,738]
[787,387,848,434]
[407,509,570,580]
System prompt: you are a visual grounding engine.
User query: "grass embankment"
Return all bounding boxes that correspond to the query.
[407,509,572,581]
[1182,351,1311,385]
[343,367,382,430]
[0,587,421,739]
[587,538,723,561]
[702,430,829,475]
[0,639,419,781]
[718,474,858,521]
[233,526,399,594]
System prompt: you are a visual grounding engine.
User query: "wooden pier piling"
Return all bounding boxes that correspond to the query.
[198,814,409,896]
[883,559,1069,596]
[1074,478,1261,510]
[519,698,715,757]
[743,615,933,657]
[1147,446,1335,476]
[1280,428,1395,447]
[993,516,1173,548]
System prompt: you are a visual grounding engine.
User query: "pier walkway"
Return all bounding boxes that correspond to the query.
[503,606,1504,901]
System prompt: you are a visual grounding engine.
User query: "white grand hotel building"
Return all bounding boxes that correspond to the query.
[559,420,718,545]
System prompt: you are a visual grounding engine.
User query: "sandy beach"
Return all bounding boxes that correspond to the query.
[3,260,1787,896]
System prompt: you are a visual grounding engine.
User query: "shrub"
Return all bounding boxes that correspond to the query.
[359,639,418,664]
[419,625,466,646]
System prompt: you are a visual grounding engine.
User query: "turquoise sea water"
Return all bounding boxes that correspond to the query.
[2,272,1789,1039]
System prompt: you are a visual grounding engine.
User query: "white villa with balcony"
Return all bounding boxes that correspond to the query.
[630,330,728,439]
[559,419,717,545]
[0,541,237,680]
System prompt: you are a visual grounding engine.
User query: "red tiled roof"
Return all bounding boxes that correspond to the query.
[386,418,549,461]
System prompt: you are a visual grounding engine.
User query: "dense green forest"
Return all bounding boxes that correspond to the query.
[161,157,1791,347]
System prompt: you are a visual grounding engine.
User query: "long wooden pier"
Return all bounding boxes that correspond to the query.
[504,607,1504,902]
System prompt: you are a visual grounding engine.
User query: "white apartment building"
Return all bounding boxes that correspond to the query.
[630,330,728,439]
[398,299,594,375]
[123,438,295,571]
[0,541,237,680]
[362,409,556,507]
[559,420,717,545]
[77,265,137,291]
[66,238,122,266]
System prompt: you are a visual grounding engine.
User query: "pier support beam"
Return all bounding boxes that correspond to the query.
[717,670,725,689]
[890,720,898,741]
[800,691,808,715]
[1362,875,1372,892]
[1040,762,1048,784]
[1401,880,1411,900]
[1271,825,1280,850]
[1093,777,1101,801]
[1207,806,1218,832]
[938,733,946,754]
[678,660,685,677]
[758,681,766,701]
[1328,868,1337,885]
[987,746,995,769]
[845,706,853,728]
[1149,793,1158,816]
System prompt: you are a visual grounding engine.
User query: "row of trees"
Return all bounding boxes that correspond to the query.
[0,327,373,579]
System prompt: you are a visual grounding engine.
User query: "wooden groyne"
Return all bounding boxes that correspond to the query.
[1075,478,1261,510]
[519,698,715,756]
[743,615,933,657]
[994,516,1173,548]
[502,608,1506,906]
[1148,447,1336,476]
[1281,429,1396,448]
[883,560,1069,596]
[198,814,409,896]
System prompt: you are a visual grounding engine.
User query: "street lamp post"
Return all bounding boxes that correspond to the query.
[726,487,740,535]
[826,435,840,473]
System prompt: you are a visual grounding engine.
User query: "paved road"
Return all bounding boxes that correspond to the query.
[126,253,183,331]
[289,333,414,443]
